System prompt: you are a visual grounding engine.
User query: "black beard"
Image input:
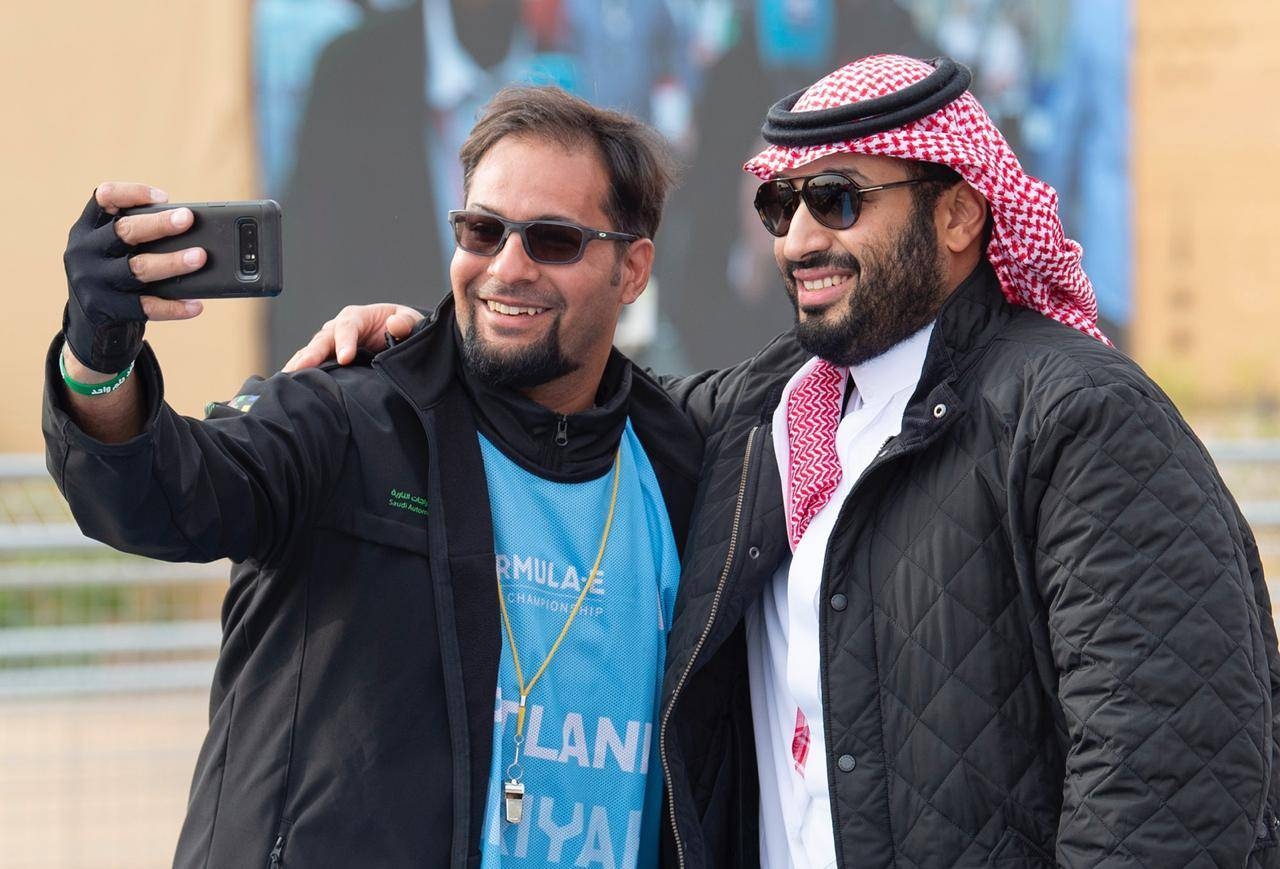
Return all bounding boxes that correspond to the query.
[786,196,946,367]
[461,312,579,389]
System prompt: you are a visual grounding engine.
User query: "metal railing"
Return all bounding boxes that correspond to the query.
[1204,439,1280,527]
[2,444,1278,699]
[1,454,224,698]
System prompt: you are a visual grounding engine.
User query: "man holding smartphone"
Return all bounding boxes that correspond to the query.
[46,88,702,868]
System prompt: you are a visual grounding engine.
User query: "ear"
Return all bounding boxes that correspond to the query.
[618,237,654,305]
[940,182,988,255]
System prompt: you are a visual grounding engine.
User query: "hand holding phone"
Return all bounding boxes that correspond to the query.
[62,183,284,376]
[120,200,283,299]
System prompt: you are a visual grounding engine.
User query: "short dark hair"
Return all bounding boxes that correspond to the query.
[907,160,963,207]
[459,86,678,240]
[908,160,993,250]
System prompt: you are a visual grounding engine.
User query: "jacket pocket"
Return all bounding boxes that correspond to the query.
[315,508,431,557]
[988,827,1054,868]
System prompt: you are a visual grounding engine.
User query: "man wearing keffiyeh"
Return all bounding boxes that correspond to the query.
[295,54,1280,868]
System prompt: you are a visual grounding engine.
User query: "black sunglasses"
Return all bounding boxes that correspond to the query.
[753,172,933,237]
[448,210,638,265]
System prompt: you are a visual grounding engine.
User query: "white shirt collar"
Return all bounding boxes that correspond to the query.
[846,322,935,409]
[771,322,936,521]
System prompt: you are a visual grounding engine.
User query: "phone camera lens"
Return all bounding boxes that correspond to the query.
[238,218,260,276]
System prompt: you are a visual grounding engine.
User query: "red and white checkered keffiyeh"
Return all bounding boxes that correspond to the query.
[745,54,1108,344]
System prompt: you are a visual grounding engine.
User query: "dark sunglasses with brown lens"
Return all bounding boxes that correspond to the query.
[753,171,935,237]
[449,210,638,264]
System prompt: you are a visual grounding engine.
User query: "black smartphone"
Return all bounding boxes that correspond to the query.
[119,200,283,299]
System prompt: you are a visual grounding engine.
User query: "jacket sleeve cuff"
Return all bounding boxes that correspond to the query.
[42,331,166,455]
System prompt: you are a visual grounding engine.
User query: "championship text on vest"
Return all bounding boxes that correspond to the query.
[495,554,608,618]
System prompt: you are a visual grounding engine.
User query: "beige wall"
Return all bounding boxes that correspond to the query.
[1132,0,1280,410]
[0,2,264,453]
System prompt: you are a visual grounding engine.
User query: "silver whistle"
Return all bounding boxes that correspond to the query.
[503,779,525,824]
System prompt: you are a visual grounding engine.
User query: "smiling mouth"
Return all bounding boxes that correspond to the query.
[484,299,549,316]
[799,275,853,291]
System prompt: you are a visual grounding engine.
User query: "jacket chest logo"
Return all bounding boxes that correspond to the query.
[388,487,428,517]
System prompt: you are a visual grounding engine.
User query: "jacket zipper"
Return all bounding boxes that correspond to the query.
[555,414,569,446]
[266,832,285,867]
[373,364,473,868]
[660,424,760,869]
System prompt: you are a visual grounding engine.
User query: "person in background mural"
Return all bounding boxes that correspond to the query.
[931,0,1031,152]
[671,0,936,370]
[271,0,694,370]
[274,0,529,369]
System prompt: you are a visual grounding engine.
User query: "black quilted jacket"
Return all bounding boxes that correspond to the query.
[656,263,1280,868]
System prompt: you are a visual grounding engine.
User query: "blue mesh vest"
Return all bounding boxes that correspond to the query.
[478,421,680,868]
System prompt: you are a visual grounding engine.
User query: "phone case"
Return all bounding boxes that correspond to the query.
[119,200,283,299]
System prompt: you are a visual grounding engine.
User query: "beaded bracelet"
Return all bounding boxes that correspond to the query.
[59,351,135,397]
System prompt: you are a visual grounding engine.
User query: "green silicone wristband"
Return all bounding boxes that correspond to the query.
[59,351,135,397]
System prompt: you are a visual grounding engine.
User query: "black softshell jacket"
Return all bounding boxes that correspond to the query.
[42,298,701,868]
[657,263,1280,868]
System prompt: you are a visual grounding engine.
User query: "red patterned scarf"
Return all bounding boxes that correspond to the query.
[785,359,845,550]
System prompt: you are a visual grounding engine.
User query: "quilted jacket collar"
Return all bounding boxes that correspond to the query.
[919,259,1012,391]
[892,260,1010,450]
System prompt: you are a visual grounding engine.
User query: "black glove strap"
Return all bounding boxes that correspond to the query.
[62,299,145,375]
[62,193,147,373]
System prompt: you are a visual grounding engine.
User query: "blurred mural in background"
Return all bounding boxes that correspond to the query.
[252,0,1131,372]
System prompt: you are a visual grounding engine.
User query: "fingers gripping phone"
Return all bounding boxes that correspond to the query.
[121,200,283,299]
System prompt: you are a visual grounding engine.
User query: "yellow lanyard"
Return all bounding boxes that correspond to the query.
[496,449,622,816]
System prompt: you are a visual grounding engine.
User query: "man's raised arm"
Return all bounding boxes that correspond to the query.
[47,182,350,565]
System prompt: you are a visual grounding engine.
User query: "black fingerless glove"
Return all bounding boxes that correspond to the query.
[62,193,147,373]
